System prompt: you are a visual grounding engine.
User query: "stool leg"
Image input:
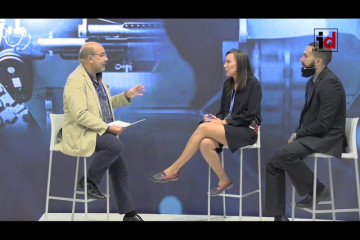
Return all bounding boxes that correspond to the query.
[291,186,296,221]
[312,157,318,221]
[222,152,226,218]
[353,158,360,220]
[207,164,211,221]
[106,169,110,221]
[327,158,336,220]
[83,158,88,221]
[257,147,262,220]
[239,149,243,221]
[71,156,80,221]
[45,151,54,221]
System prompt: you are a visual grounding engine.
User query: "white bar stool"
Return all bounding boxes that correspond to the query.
[291,117,360,221]
[207,127,262,221]
[45,113,110,221]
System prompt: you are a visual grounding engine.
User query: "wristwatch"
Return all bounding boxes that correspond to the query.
[291,133,297,140]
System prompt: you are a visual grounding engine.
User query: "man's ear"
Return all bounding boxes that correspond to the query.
[316,57,323,66]
[88,55,94,63]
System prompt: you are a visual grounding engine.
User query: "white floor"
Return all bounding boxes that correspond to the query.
[39,213,324,221]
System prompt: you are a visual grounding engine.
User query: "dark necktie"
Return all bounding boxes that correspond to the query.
[306,80,314,106]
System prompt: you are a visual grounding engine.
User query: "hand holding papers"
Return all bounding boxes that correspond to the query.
[108,119,146,128]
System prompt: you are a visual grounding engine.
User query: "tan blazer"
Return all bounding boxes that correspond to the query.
[55,64,130,157]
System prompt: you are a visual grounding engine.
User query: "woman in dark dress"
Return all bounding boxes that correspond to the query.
[152,49,262,195]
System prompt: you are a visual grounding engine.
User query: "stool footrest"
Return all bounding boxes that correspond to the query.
[292,200,332,206]
[296,207,360,214]
[49,196,98,203]
[210,189,260,199]
[75,191,110,198]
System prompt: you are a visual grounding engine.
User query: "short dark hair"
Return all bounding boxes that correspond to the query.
[308,42,332,65]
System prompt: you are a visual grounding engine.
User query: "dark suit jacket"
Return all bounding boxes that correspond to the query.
[296,67,347,159]
[216,76,262,127]
[214,76,262,152]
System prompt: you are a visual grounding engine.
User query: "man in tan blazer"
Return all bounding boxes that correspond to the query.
[56,41,145,221]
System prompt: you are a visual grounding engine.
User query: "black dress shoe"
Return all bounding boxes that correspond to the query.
[123,213,144,221]
[78,177,106,200]
[296,187,330,209]
[274,215,290,221]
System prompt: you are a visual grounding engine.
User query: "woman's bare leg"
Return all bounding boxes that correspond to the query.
[163,122,227,177]
[199,138,230,186]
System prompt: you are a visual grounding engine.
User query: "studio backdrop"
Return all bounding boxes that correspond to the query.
[0,18,359,220]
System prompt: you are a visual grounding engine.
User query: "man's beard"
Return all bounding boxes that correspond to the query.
[301,62,316,77]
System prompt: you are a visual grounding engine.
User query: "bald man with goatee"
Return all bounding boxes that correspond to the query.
[56,41,145,221]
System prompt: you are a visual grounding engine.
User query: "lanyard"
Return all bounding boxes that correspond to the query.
[228,90,236,115]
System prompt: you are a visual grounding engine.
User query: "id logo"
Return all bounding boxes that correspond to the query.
[314,28,338,52]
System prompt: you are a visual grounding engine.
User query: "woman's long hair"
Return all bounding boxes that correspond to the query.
[224,49,254,95]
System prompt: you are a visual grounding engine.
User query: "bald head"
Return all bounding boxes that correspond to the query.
[78,41,108,75]
[79,41,103,60]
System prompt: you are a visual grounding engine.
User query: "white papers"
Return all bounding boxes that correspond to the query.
[108,119,146,128]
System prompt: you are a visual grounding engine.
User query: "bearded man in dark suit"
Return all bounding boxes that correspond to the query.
[265,42,347,221]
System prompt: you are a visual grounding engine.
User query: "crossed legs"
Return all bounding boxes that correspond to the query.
[163,122,230,186]
[88,133,135,214]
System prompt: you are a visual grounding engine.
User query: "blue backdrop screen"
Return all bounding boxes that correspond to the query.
[0,18,359,220]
